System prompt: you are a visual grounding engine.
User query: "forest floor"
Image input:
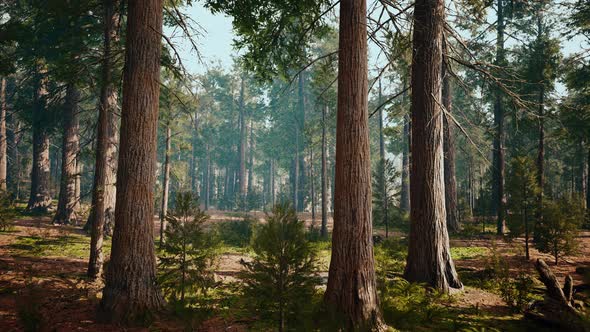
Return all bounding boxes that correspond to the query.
[0,211,588,331]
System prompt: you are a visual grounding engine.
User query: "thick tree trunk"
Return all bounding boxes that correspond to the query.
[0,77,6,191]
[378,80,389,237]
[27,63,51,212]
[324,0,385,329]
[159,123,171,246]
[238,79,246,202]
[442,61,459,233]
[492,0,507,234]
[99,0,165,322]
[321,105,328,238]
[403,0,462,292]
[53,84,80,225]
[87,0,120,280]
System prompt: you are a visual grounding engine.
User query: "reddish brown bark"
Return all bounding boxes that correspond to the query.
[159,122,171,246]
[88,0,121,279]
[98,0,165,323]
[0,77,6,191]
[442,61,459,233]
[403,0,462,292]
[27,63,52,212]
[53,84,80,225]
[320,105,328,238]
[323,0,385,329]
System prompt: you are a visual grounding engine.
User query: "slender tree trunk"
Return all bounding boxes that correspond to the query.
[493,0,507,234]
[270,159,275,206]
[159,123,171,246]
[403,0,462,292]
[524,183,530,260]
[321,105,328,238]
[298,74,306,212]
[190,109,199,195]
[400,85,410,213]
[442,60,459,233]
[247,119,254,198]
[310,146,316,226]
[205,145,210,210]
[53,84,80,225]
[324,0,384,329]
[238,79,246,202]
[536,21,546,236]
[293,142,299,211]
[99,0,165,322]
[0,77,6,191]
[7,106,18,193]
[88,0,120,280]
[27,62,51,212]
[378,79,389,238]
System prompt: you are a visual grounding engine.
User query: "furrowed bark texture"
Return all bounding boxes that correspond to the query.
[27,64,51,212]
[88,0,120,279]
[403,0,463,292]
[442,62,459,233]
[99,0,165,322]
[324,0,385,329]
[54,84,80,224]
[0,77,6,191]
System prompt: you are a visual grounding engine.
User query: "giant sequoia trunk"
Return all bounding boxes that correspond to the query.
[0,77,6,191]
[324,0,385,329]
[403,0,463,292]
[27,64,52,212]
[53,84,80,225]
[442,61,459,233]
[492,0,507,234]
[87,0,120,279]
[99,0,165,322]
[159,123,171,246]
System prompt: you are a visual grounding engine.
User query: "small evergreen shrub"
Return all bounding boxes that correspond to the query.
[215,217,255,248]
[158,192,220,306]
[498,272,536,312]
[0,190,16,232]
[536,196,582,265]
[238,204,321,331]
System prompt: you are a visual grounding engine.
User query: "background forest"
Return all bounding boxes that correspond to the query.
[1,0,590,331]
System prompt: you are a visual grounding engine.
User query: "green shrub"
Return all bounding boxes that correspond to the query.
[498,272,536,312]
[216,217,255,248]
[0,190,16,232]
[536,196,582,265]
[380,278,454,329]
[158,192,220,306]
[238,204,321,331]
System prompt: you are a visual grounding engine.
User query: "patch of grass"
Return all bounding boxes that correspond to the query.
[451,246,489,260]
[8,233,111,259]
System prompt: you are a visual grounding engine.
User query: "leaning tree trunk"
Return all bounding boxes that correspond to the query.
[525,259,589,332]
[0,77,6,191]
[99,0,165,322]
[53,84,80,225]
[321,105,328,238]
[403,0,463,292]
[87,0,120,279]
[159,122,171,246]
[442,60,459,233]
[27,63,52,212]
[492,0,507,234]
[324,0,385,329]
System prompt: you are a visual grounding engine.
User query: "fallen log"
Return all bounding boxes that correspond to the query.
[525,259,589,332]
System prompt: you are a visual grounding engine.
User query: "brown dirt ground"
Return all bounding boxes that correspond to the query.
[0,214,589,331]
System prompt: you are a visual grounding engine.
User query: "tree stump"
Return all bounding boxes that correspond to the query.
[525,259,589,332]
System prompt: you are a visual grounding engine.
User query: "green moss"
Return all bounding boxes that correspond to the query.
[8,233,111,259]
[451,246,489,260]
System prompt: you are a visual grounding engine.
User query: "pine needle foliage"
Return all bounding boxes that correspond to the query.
[238,203,321,331]
[158,192,220,305]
